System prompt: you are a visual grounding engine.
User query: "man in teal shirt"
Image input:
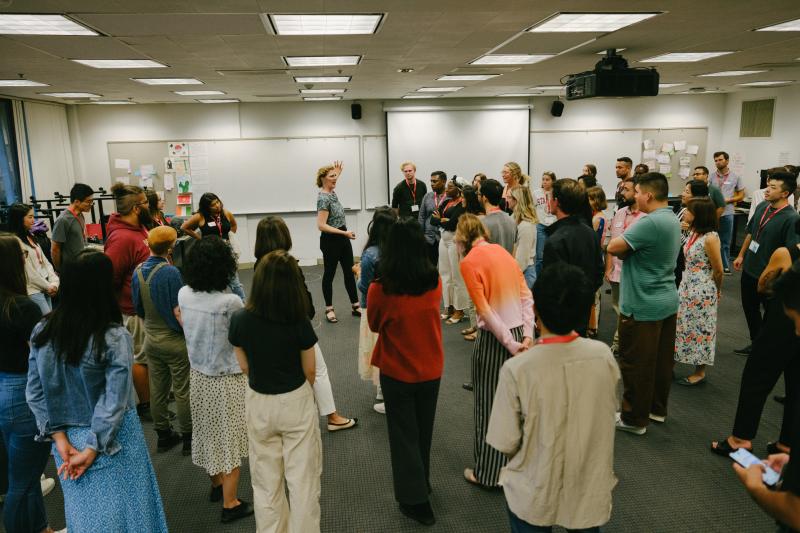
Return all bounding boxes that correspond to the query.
[608,173,681,435]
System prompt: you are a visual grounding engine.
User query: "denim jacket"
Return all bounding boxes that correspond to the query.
[26,323,136,455]
[358,245,380,309]
[178,286,244,376]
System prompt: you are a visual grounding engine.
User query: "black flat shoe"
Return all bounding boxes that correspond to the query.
[462,382,473,391]
[399,502,435,526]
[677,376,706,386]
[221,500,254,523]
[351,307,362,317]
[710,438,752,457]
[766,441,790,455]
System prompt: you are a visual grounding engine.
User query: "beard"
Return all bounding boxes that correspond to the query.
[618,196,635,208]
[138,207,153,227]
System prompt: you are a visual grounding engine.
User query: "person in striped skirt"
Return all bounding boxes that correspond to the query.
[457,214,534,488]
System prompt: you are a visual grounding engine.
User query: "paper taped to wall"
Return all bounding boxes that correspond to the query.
[114,159,130,170]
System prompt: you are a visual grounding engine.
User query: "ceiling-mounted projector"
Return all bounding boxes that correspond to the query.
[566,49,659,100]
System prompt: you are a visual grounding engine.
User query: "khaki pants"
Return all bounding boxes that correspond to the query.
[246,383,321,533]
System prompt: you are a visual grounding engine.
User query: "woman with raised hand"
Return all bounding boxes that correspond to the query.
[316,161,360,323]
[27,248,167,532]
[8,203,59,314]
[253,216,356,432]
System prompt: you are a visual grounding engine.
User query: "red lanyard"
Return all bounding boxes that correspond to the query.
[67,207,87,237]
[213,215,223,236]
[26,235,44,265]
[406,180,417,202]
[684,231,700,255]
[433,192,442,207]
[442,197,460,213]
[756,204,788,240]
[536,332,579,345]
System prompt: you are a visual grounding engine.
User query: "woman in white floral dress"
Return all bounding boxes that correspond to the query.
[674,198,724,385]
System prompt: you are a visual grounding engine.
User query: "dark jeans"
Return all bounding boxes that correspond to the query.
[741,272,767,343]
[319,230,358,307]
[719,214,734,270]
[0,372,51,533]
[380,374,440,505]
[508,507,600,533]
[732,297,800,445]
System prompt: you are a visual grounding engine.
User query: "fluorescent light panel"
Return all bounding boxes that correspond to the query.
[0,14,97,35]
[528,85,564,90]
[436,74,499,81]
[737,81,794,86]
[93,101,134,105]
[757,18,800,32]
[698,70,766,77]
[294,76,351,83]
[132,78,203,85]
[41,92,101,98]
[471,54,553,65]
[659,83,686,88]
[498,93,541,97]
[72,59,166,69]
[284,56,361,67]
[197,99,239,103]
[174,90,226,96]
[596,48,627,54]
[641,52,734,62]
[402,95,439,99]
[303,96,342,101]
[416,86,464,92]
[529,12,659,33]
[300,89,346,94]
[0,79,48,87]
[268,14,382,35]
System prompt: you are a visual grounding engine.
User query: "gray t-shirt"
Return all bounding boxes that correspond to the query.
[483,210,517,254]
[51,209,86,265]
[710,170,744,217]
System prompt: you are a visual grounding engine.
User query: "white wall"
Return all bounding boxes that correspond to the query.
[22,101,75,200]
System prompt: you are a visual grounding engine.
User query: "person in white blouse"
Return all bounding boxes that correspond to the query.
[8,203,59,313]
[532,172,557,277]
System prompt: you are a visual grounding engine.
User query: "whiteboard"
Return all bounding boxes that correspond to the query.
[386,109,529,185]
[531,130,643,197]
[363,135,389,208]
[205,136,361,213]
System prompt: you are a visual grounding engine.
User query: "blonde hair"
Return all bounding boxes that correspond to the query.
[455,213,489,255]
[111,182,144,215]
[316,165,334,188]
[504,161,530,186]
[587,186,608,212]
[400,161,416,172]
[509,186,538,225]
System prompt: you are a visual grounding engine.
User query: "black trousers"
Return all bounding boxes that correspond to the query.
[320,230,358,307]
[427,241,439,268]
[732,296,800,445]
[741,272,767,342]
[380,374,440,505]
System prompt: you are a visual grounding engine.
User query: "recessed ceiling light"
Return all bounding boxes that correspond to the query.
[498,93,542,97]
[658,83,686,88]
[284,56,361,67]
[72,59,167,69]
[92,101,135,105]
[528,85,564,90]
[756,18,800,32]
[737,80,794,87]
[40,92,101,98]
[0,79,48,87]
[641,52,735,62]
[0,14,97,35]
[528,13,659,33]
[470,54,554,65]
[698,70,766,77]
[196,99,239,104]
[132,78,203,85]
[300,89,346,94]
[596,48,627,55]
[294,76,351,83]
[303,96,342,101]
[266,14,383,35]
[416,86,464,92]
[436,74,500,81]
[174,90,226,96]
[402,95,440,99]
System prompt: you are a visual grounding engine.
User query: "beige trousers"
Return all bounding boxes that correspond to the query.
[246,382,322,533]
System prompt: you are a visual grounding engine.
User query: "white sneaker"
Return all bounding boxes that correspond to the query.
[649,413,666,423]
[615,413,646,435]
[40,476,56,497]
[373,402,386,414]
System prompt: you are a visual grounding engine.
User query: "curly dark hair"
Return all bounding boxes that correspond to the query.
[183,236,237,292]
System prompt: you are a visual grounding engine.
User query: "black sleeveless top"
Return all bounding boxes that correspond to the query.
[199,213,231,241]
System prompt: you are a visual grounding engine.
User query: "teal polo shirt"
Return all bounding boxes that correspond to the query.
[620,207,681,321]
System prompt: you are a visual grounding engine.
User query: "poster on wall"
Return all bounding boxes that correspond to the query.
[168,141,189,157]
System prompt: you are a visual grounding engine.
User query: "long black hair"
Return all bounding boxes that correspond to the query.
[198,192,222,222]
[462,185,484,215]
[7,203,33,245]
[363,206,397,252]
[0,233,27,322]
[32,249,122,365]
[377,218,438,295]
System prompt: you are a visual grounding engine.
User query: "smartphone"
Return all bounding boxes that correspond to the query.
[730,448,781,486]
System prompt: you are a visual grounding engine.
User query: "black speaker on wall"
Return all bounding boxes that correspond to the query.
[550,100,564,117]
[351,103,362,120]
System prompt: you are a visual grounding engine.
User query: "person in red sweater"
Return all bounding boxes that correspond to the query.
[368,217,443,527]
[104,182,151,414]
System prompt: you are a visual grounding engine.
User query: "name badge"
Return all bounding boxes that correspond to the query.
[749,240,760,253]
[207,221,217,227]
[411,204,420,213]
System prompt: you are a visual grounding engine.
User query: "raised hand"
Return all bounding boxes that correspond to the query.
[333,160,344,174]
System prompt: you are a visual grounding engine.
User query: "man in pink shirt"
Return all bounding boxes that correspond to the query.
[605,176,645,354]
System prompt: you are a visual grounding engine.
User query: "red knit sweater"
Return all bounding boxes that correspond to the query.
[367,279,444,383]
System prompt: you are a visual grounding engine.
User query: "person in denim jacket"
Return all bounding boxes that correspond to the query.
[26,249,168,533]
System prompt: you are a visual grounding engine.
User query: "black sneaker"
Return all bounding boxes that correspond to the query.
[399,502,435,526]
[724,268,732,275]
[137,402,152,422]
[182,433,192,457]
[734,344,752,356]
[221,500,254,523]
[155,429,182,452]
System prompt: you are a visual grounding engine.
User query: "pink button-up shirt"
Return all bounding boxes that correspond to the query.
[606,206,646,283]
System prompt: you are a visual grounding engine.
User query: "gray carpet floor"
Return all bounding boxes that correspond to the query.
[11,266,787,532]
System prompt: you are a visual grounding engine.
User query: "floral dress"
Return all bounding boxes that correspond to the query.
[674,231,719,366]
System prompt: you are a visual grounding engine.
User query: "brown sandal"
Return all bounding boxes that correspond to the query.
[325,308,338,323]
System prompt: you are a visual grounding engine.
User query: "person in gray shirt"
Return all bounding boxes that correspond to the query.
[51,183,94,270]
[419,171,447,265]
[479,179,516,253]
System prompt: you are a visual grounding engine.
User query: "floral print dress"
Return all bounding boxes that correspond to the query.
[674,231,719,366]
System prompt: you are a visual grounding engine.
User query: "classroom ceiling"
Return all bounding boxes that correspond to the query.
[1,0,800,105]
